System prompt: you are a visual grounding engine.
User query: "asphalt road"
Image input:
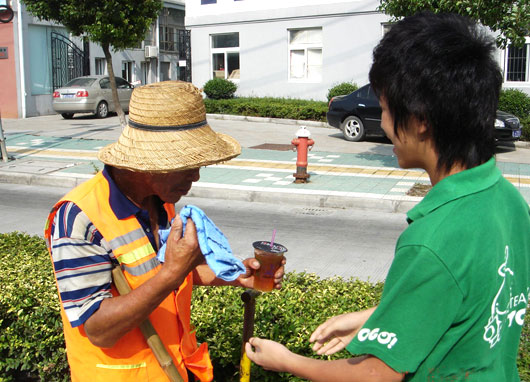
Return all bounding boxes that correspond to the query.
[0,182,406,282]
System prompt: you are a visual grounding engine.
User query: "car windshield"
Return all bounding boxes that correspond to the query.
[64,78,96,87]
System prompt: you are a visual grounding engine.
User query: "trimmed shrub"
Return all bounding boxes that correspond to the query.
[498,89,530,119]
[191,273,384,382]
[203,78,238,100]
[521,115,530,141]
[327,82,358,102]
[0,232,68,382]
[204,97,328,121]
[1,232,529,381]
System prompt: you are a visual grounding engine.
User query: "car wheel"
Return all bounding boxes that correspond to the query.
[61,113,74,119]
[341,116,366,142]
[95,101,109,118]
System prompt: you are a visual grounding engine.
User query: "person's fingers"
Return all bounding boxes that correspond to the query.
[309,322,327,343]
[182,218,197,239]
[248,258,260,270]
[313,337,343,355]
[241,258,259,278]
[245,342,255,360]
[168,217,183,242]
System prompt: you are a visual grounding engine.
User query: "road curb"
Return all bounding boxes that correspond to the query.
[0,170,419,214]
[207,113,330,128]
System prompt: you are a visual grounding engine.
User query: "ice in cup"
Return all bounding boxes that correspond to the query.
[252,241,287,292]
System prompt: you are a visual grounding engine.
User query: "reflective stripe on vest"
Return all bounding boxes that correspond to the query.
[44,172,213,382]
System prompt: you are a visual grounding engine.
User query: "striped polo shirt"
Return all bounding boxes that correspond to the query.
[49,167,168,327]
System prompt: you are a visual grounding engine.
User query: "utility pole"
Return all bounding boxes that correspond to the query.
[0,111,9,162]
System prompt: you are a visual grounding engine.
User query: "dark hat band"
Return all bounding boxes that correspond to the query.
[128,119,208,131]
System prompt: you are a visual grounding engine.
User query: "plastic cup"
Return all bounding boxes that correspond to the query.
[252,241,287,292]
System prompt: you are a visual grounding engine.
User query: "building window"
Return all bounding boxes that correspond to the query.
[505,43,529,82]
[159,7,184,53]
[95,58,106,75]
[160,26,177,52]
[201,0,216,4]
[211,33,240,80]
[122,61,134,82]
[288,28,322,82]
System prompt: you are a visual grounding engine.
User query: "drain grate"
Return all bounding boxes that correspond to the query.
[293,207,334,216]
[249,143,293,151]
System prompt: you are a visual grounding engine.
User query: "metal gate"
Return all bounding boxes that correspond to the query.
[51,32,89,90]
[178,29,192,82]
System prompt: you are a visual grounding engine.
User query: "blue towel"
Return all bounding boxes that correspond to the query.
[157,205,246,281]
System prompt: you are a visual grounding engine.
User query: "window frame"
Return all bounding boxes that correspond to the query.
[210,32,240,82]
[504,39,530,83]
[95,58,106,75]
[121,61,134,83]
[287,27,323,83]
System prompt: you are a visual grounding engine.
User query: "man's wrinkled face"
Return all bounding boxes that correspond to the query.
[149,168,201,204]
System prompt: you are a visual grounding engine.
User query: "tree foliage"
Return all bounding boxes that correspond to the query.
[22,0,163,125]
[22,0,162,50]
[378,0,529,47]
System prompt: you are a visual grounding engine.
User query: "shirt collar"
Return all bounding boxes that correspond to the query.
[406,157,501,223]
[102,166,142,220]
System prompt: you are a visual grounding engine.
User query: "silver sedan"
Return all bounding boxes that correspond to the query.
[52,75,133,119]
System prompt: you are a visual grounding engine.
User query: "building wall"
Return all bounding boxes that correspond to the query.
[0,21,18,118]
[187,0,530,100]
[187,0,387,101]
[6,0,185,118]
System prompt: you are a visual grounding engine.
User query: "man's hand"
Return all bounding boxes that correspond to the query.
[245,337,293,372]
[237,257,286,290]
[309,307,376,355]
[161,217,204,287]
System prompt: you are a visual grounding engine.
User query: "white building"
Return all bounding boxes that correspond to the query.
[185,0,530,101]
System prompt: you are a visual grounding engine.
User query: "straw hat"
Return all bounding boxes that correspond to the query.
[98,81,241,173]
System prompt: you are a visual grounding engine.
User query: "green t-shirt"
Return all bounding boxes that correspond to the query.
[347,158,530,381]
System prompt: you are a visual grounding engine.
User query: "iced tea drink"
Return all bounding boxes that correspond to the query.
[252,241,287,292]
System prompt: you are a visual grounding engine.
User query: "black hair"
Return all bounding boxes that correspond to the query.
[369,12,502,172]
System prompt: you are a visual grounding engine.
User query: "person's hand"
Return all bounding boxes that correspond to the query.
[310,308,375,355]
[236,257,286,289]
[162,217,204,285]
[245,337,292,372]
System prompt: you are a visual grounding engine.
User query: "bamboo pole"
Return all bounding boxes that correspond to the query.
[111,266,184,382]
[239,289,260,382]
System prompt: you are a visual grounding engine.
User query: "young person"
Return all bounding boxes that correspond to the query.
[245,12,530,381]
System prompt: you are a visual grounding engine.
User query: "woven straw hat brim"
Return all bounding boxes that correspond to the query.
[97,123,241,173]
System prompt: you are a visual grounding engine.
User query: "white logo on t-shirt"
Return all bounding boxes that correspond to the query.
[483,246,527,348]
[357,327,398,349]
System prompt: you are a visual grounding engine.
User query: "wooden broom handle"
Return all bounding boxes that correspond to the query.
[111,266,184,382]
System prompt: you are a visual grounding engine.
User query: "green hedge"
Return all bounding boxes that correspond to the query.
[191,273,384,381]
[203,78,238,100]
[204,97,328,122]
[0,233,68,382]
[499,89,530,119]
[1,232,529,381]
[326,81,358,102]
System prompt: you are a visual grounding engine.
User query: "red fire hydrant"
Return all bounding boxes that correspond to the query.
[291,126,314,183]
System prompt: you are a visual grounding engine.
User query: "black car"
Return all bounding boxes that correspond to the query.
[327,84,523,144]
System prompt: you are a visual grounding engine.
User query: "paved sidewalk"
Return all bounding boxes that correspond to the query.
[1,120,530,213]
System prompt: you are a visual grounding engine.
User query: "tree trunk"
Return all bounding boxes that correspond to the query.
[102,43,127,127]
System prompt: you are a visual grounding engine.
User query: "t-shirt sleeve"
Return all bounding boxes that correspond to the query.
[346,244,463,374]
[50,201,114,328]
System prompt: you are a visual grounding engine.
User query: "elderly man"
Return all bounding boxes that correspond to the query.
[44,81,284,382]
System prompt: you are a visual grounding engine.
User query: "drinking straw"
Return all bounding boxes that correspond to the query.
[270,229,276,248]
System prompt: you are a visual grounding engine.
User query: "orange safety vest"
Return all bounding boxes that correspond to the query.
[44,172,213,382]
